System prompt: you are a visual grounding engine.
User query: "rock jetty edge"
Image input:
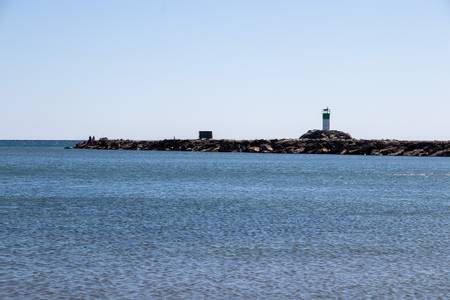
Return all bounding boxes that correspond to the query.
[74,130,450,157]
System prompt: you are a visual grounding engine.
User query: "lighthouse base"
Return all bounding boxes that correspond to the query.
[300,130,352,140]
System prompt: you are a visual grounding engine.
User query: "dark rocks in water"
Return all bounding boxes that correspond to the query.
[73,133,450,157]
[300,130,352,140]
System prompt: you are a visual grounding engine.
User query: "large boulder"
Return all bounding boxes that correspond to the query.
[300,130,352,140]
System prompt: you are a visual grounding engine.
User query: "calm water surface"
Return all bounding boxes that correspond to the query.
[1,141,450,299]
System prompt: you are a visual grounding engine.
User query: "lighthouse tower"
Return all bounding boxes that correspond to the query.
[322,107,330,131]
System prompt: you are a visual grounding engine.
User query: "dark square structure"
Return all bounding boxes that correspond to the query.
[199,131,213,140]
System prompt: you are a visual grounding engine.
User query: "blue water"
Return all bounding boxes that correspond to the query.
[1,141,450,299]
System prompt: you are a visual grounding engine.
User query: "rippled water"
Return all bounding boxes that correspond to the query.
[1,141,450,299]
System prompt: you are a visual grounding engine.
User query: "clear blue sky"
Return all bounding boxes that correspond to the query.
[1,0,449,140]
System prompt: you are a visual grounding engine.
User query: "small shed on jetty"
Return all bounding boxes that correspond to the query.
[199,131,213,140]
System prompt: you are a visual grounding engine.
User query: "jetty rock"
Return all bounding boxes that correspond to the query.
[300,130,352,140]
[73,133,450,157]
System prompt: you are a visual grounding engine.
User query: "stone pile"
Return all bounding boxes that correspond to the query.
[300,129,352,140]
[73,131,450,157]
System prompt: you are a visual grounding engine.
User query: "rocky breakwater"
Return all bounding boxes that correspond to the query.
[74,130,450,157]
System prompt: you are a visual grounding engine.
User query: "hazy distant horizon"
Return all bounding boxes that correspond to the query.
[1,131,450,142]
[1,1,450,140]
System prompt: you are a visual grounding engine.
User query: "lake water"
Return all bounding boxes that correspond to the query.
[1,141,450,299]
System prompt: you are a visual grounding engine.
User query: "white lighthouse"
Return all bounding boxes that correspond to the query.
[322,107,330,131]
